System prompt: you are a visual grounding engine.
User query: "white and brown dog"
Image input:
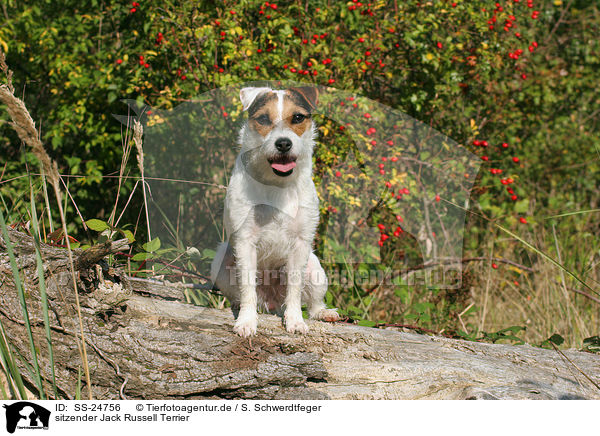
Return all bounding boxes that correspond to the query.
[211,86,339,337]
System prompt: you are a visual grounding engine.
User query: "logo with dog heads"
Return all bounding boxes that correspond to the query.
[3,402,50,433]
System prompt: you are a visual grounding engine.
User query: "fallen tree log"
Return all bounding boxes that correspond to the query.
[1,228,599,400]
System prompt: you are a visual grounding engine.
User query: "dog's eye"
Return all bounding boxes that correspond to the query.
[291,113,307,124]
[255,114,271,125]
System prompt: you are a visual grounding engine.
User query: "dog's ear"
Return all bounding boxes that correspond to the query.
[240,87,272,111]
[288,86,319,112]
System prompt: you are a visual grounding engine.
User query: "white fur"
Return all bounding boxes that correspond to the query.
[211,87,339,337]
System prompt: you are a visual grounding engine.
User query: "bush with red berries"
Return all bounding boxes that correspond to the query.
[1,0,598,341]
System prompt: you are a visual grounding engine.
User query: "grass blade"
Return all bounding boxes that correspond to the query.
[545,209,600,219]
[0,320,27,399]
[30,191,59,398]
[495,223,598,296]
[0,207,46,399]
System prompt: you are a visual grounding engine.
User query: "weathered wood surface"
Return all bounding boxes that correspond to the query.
[1,228,599,400]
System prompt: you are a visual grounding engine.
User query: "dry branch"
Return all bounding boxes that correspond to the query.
[1,228,599,400]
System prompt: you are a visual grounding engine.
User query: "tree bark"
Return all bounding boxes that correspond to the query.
[1,228,599,400]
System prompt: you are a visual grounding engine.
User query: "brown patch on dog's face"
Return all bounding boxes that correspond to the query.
[282,93,312,137]
[249,93,278,137]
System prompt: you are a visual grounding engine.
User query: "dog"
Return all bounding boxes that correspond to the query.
[210,86,339,337]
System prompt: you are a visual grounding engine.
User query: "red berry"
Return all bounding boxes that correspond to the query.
[492,263,498,269]
[511,195,518,200]
[116,59,123,64]
[381,234,389,241]
[502,142,509,148]
[230,10,236,14]
[335,170,341,177]
[328,78,335,84]
[481,156,489,161]
[436,42,443,49]
[435,194,441,202]
[519,217,527,224]
[512,156,520,163]
[358,37,365,43]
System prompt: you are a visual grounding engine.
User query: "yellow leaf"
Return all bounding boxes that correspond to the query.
[425,53,434,60]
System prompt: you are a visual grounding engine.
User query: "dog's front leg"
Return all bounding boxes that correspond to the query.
[233,239,258,337]
[284,239,311,334]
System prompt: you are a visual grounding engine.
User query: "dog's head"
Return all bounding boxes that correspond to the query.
[238,86,318,185]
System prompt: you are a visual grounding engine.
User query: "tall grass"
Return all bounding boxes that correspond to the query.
[29,187,58,398]
[0,208,45,398]
[0,48,92,399]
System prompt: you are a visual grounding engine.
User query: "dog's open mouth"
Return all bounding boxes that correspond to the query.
[268,156,297,177]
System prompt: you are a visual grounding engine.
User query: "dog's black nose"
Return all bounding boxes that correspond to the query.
[275,137,292,153]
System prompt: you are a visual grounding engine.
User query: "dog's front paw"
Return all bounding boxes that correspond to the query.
[233,315,257,337]
[310,308,341,323]
[284,311,309,334]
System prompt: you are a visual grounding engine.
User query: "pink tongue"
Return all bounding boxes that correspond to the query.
[271,161,296,172]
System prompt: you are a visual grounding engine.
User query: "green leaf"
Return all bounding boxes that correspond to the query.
[86,219,110,232]
[142,237,161,253]
[583,336,600,353]
[132,252,149,261]
[120,229,135,243]
[514,199,529,214]
[548,333,565,346]
[357,319,377,327]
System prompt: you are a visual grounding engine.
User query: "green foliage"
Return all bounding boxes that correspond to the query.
[539,333,565,349]
[582,336,600,354]
[0,0,598,345]
[458,325,527,345]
